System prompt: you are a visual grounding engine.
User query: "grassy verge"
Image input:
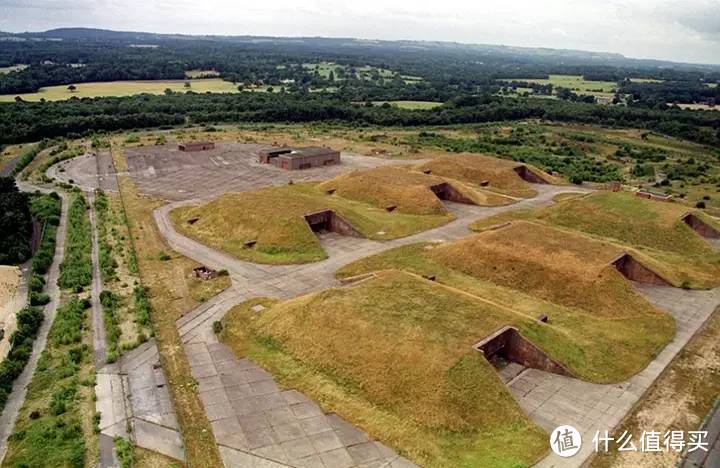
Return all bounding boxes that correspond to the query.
[4,298,98,467]
[113,437,186,468]
[58,192,92,292]
[589,307,720,468]
[113,144,228,467]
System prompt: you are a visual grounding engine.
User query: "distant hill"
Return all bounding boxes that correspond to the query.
[1,27,717,70]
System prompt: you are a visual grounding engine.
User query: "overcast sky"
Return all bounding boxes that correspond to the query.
[1,0,720,65]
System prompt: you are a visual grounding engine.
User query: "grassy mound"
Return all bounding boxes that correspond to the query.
[429,221,649,317]
[415,154,545,198]
[222,271,548,467]
[336,236,674,383]
[170,183,453,264]
[317,166,512,213]
[472,192,720,288]
[223,267,674,466]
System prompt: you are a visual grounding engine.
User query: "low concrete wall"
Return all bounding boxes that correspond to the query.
[474,326,572,377]
[611,253,670,286]
[682,213,720,239]
[303,210,363,237]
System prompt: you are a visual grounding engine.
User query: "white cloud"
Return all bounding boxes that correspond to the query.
[1,0,719,64]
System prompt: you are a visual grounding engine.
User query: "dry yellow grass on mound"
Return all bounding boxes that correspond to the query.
[528,191,720,288]
[415,154,540,198]
[171,182,454,264]
[318,166,450,215]
[222,270,548,467]
[430,221,653,317]
[318,165,514,214]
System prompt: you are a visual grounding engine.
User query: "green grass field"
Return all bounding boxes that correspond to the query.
[0,64,28,74]
[0,78,239,102]
[501,74,616,96]
[371,100,442,109]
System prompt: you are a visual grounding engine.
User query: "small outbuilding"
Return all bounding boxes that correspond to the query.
[192,266,218,280]
[179,141,215,152]
[259,146,340,170]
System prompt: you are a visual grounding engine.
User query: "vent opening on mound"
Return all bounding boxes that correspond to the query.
[611,253,670,286]
[429,182,476,204]
[303,210,363,237]
[474,326,572,379]
[681,213,720,239]
[513,165,547,184]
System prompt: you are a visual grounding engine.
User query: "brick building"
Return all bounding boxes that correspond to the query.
[179,141,215,152]
[258,146,340,170]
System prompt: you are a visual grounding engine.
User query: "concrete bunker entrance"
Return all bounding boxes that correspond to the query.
[513,165,547,184]
[611,253,670,286]
[681,213,720,239]
[429,182,476,205]
[474,326,572,379]
[303,210,363,237]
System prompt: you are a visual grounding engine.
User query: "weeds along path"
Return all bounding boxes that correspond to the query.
[0,183,68,463]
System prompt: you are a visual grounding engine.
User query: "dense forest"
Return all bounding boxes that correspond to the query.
[0,177,32,264]
[1,92,718,147]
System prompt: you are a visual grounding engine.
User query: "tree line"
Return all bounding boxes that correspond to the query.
[1,92,718,147]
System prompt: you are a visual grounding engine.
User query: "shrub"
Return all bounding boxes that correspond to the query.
[29,292,50,306]
[213,321,223,334]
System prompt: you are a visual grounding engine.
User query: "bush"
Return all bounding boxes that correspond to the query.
[29,292,50,306]
[114,437,134,468]
[133,285,152,326]
[158,251,171,261]
[213,321,223,334]
[696,201,706,209]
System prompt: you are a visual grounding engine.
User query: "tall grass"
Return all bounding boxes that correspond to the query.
[58,192,92,291]
[4,298,90,468]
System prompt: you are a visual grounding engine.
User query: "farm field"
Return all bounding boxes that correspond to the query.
[500,74,617,98]
[0,78,239,102]
[676,103,719,111]
[0,64,28,74]
[370,100,442,109]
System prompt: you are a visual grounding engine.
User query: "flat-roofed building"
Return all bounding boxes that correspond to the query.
[258,146,340,170]
[179,141,215,152]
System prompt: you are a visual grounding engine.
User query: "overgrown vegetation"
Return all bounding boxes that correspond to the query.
[0,191,60,412]
[100,290,121,363]
[0,307,44,410]
[93,190,118,281]
[4,298,93,468]
[58,191,92,291]
[9,140,48,176]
